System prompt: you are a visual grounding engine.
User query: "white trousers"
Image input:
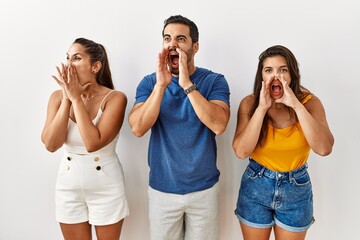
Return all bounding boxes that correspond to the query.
[148,183,219,240]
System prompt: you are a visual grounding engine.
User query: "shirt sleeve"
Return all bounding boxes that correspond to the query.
[208,74,230,106]
[134,73,156,105]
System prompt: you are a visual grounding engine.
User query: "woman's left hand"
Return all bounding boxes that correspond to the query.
[64,64,91,102]
[274,74,300,108]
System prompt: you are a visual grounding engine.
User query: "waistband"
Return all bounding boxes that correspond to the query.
[64,150,117,159]
[248,158,308,180]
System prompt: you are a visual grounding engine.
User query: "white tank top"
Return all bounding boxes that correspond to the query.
[64,90,119,154]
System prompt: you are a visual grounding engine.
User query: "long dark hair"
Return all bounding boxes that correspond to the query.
[74,38,114,89]
[251,45,310,146]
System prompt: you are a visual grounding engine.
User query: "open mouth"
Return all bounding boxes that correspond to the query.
[270,81,283,96]
[169,49,179,68]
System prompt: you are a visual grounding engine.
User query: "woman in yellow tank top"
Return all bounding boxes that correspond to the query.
[232,45,334,240]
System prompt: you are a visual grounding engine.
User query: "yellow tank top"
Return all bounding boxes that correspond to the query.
[251,95,312,172]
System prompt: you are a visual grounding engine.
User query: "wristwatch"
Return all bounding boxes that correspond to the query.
[184,83,198,95]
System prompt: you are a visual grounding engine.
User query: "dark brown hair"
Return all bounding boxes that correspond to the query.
[251,45,309,146]
[162,15,199,44]
[74,38,114,89]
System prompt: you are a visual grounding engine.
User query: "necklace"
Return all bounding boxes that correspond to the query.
[81,93,95,101]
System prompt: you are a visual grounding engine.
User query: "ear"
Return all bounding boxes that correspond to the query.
[91,61,102,74]
[193,42,199,54]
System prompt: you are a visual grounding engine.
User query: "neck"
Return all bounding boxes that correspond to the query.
[81,85,100,100]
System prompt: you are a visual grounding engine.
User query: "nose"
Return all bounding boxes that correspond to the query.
[168,37,178,48]
[66,59,72,67]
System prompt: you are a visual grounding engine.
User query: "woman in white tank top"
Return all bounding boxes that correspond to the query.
[41,38,129,240]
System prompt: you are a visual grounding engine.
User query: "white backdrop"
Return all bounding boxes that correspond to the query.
[0,0,359,239]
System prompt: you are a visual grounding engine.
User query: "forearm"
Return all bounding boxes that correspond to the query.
[41,100,71,152]
[71,99,104,152]
[129,84,166,137]
[233,107,267,159]
[187,91,230,135]
[295,104,334,155]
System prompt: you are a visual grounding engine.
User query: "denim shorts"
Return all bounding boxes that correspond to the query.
[235,159,315,232]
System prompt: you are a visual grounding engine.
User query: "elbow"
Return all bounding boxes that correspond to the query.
[213,126,226,136]
[41,134,61,153]
[212,122,229,136]
[313,137,334,156]
[130,124,146,137]
[234,150,250,159]
[86,147,98,153]
[232,143,250,159]
[132,129,145,138]
[85,143,102,153]
[128,118,146,137]
[44,143,60,153]
[314,145,333,156]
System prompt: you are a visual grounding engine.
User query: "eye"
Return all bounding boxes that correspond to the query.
[163,36,171,42]
[264,69,272,73]
[280,68,288,73]
[74,56,81,61]
[177,37,186,42]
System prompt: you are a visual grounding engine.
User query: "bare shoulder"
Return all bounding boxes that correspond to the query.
[49,90,63,103]
[110,90,127,102]
[239,94,255,112]
[304,94,323,108]
[304,93,327,115]
[103,90,127,110]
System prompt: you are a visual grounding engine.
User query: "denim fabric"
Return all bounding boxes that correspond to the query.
[235,159,315,232]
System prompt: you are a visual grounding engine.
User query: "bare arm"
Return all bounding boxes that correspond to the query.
[128,84,167,137]
[233,80,272,158]
[177,48,230,135]
[72,91,127,152]
[293,96,334,156]
[232,95,268,159]
[129,48,172,137]
[187,91,230,135]
[275,76,334,156]
[41,90,71,152]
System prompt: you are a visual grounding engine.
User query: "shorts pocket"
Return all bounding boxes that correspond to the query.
[292,171,311,186]
[244,165,260,179]
[101,159,123,180]
[57,158,71,177]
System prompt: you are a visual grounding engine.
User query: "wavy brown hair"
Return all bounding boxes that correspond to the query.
[251,45,310,146]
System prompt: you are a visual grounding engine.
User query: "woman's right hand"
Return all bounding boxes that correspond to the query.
[258,79,272,111]
[52,63,69,100]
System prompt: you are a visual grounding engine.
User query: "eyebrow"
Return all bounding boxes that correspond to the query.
[163,34,187,39]
[66,53,82,57]
[263,65,288,69]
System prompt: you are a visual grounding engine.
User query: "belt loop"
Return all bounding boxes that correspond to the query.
[289,170,294,182]
[258,167,265,177]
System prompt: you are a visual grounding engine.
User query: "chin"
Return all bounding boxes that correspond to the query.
[271,93,283,99]
[170,68,179,75]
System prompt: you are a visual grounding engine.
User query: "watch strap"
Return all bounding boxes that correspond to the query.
[184,83,198,95]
